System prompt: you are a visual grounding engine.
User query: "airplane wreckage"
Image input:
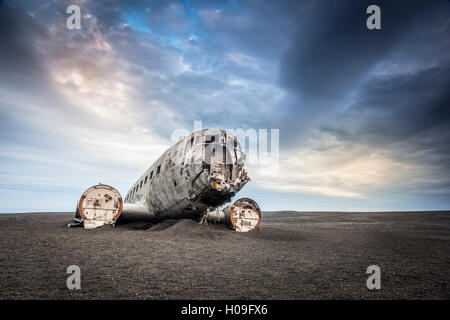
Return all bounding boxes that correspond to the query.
[69,129,261,232]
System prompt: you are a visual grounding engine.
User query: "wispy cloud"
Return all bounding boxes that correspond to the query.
[0,0,449,212]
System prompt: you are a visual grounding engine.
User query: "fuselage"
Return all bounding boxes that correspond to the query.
[121,129,249,220]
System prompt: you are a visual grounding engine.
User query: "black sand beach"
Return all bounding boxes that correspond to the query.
[0,211,449,299]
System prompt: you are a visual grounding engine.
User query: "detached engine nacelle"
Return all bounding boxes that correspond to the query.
[69,184,123,229]
[204,198,261,232]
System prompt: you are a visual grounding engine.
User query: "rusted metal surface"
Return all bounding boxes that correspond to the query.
[225,198,261,232]
[72,129,261,231]
[74,184,122,229]
[204,198,261,232]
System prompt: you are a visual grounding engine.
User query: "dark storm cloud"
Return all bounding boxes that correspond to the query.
[297,0,450,155]
[1,0,449,211]
[325,65,450,183]
[280,0,441,101]
[274,0,450,144]
[270,0,450,204]
[355,66,450,140]
[0,4,49,82]
[196,0,306,60]
[317,65,449,166]
[0,3,67,141]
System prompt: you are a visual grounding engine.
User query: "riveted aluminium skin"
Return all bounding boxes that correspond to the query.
[121,129,250,221]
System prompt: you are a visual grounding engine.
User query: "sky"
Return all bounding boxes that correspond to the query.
[0,0,449,213]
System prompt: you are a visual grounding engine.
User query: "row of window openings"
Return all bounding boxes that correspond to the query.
[126,137,236,202]
[126,165,161,201]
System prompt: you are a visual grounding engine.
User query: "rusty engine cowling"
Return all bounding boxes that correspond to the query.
[72,184,123,229]
[205,198,261,232]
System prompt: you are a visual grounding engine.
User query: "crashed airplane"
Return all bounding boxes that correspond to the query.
[70,129,261,232]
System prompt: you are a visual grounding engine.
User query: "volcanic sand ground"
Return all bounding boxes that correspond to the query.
[0,211,449,299]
